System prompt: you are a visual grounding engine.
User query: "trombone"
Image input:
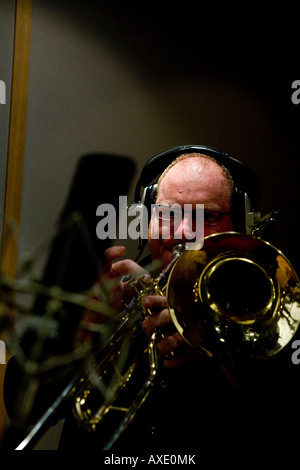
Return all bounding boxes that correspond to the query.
[12,232,300,450]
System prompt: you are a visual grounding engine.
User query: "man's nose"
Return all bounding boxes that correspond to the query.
[174,214,195,242]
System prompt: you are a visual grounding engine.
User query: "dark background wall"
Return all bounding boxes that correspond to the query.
[1,0,299,451]
[19,1,299,274]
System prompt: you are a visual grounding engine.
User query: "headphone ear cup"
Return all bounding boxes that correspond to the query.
[231,186,245,233]
[136,183,157,251]
[142,183,157,225]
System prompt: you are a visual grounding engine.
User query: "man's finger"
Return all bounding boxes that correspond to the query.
[103,246,126,270]
[111,259,150,281]
[141,307,170,334]
[156,332,185,356]
[142,295,167,311]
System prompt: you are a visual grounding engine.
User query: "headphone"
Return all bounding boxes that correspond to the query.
[134,145,262,250]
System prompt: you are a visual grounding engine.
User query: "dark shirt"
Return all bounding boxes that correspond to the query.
[4,333,300,453]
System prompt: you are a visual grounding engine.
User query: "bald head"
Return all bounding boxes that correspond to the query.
[156,154,234,209]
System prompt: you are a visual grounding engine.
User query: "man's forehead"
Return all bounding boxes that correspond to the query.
[157,156,232,210]
[165,156,222,176]
[160,157,227,189]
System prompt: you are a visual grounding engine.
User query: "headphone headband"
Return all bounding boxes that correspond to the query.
[134,145,261,209]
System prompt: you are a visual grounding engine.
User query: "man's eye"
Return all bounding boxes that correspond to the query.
[204,211,220,224]
[205,212,217,220]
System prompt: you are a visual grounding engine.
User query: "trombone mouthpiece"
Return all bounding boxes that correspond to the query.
[172,244,185,256]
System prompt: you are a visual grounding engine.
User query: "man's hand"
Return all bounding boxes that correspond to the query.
[101,245,151,311]
[75,246,150,345]
[77,245,196,368]
[141,295,197,368]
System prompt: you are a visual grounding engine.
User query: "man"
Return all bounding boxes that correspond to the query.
[57,152,239,451]
[101,153,234,369]
[83,149,299,452]
[5,148,300,452]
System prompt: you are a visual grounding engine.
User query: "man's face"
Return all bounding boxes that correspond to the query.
[148,157,233,267]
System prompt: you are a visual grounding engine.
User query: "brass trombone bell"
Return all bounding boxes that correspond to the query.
[167,232,300,363]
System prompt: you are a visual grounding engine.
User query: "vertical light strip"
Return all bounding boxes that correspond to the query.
[0,0,33,441]
[1,0,32,276]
